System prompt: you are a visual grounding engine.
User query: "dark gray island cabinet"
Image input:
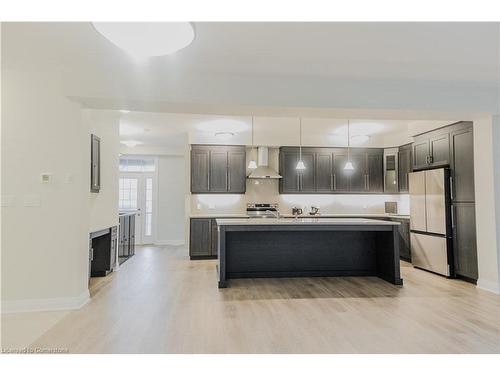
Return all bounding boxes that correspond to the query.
[216,218,403,288]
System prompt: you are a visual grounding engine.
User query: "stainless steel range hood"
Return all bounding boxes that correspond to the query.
[247,147,282,179]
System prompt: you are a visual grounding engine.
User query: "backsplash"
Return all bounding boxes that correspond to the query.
[191,178,409,216]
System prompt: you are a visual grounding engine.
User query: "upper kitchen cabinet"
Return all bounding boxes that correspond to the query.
[366,149,384,192]
[279,147,315,193]
[190,145,246,194]
[412,127,450,170]
[398,144,412,192]
[315,150,334,192]
[90,134,101,193]
[279,148,300,193]
[449,122,475,203]
[279,147,383,194]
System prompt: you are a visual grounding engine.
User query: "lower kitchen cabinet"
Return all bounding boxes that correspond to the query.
[452,202,478,281]
[189,218,213,258]
[390,218,411,261]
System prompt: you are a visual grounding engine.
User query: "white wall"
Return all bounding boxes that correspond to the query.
[1,65,90,311]
[474,116,500,293]
[86,110,120,233]
[155,155,186,245]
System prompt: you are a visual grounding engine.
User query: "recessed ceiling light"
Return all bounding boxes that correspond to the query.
[214,132,234,139]
[121,140,142,148]
[92,22,195,58]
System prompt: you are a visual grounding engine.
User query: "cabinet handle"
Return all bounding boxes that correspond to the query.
[449,176,454,200]
[450,205,455,228]
[333,174,336,190]
[330,174,333,190]
[367,175,370,190]
[227,165,230,191]
[429,155,433,164]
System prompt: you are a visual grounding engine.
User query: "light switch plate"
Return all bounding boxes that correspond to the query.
[40,173,52,183]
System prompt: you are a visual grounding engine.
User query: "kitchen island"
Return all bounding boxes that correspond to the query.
[216,218,402,288]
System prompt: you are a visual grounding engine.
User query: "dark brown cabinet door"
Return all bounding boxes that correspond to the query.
[348,151,367,192]
[452,203,478,280]
[209,150,229,192]
[280,150,300,193]
[332,152,350,192]
[190,219,212,257]
[299,151,315,192]
[315,151,333,192]
[450,126,475,203]
[429,133,450,166]
[128,215,136,256]
[191,148,210,193]
[210,219,219,257]
[367,151,384,192]
[398,145,412,192]
[228,150,246,193]
[413,137,430,170]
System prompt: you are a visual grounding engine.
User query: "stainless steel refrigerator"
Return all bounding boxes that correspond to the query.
[409,168,453,276]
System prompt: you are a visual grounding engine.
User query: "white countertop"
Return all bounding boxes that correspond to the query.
[216,217,400,226]
[191,213,410,219]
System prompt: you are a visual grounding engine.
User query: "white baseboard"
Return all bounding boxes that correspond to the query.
[154,240,185,246]
[476,278,500,294]
[2,289,90,314]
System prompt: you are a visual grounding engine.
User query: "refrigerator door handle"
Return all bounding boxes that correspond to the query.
[451,204,455,228]
[450,176,454,200]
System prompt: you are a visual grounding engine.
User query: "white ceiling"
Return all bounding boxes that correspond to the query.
[118,111,457,151]
[3,22,499,115]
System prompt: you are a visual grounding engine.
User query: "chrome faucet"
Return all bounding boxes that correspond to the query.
[265,209,280,219]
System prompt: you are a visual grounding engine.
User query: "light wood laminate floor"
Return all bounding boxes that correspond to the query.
[30,245,500,353]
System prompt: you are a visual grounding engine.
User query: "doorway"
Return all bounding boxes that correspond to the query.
[119,157,157,245]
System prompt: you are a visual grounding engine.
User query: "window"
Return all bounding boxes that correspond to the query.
[119,178,139,210]
[119,157,156,172]
[145,177,153,236]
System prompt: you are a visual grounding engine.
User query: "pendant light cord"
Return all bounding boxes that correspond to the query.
[299,117,302,159]
[347,119,350,161]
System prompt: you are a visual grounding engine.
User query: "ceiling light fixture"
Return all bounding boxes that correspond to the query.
[92,22,195,59]
[344,120,355,171]
[296,117,306,170]
[214,131,234,139]
[121,140,142,148]
[248,117,257,169]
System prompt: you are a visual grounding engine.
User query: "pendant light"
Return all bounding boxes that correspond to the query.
[296,117,306,170]
[247,116,258,169]
[344,120,355,170]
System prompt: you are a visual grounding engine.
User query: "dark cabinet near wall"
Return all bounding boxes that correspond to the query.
[452,202,478,280]
[279,147,383,194]
[89,226,117,277]
[450,124,475,203]
[398,144,412,192]
[118,213,136,264]
[190,145,246,194]
[448,121,477,280]
[412,128,450,170]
